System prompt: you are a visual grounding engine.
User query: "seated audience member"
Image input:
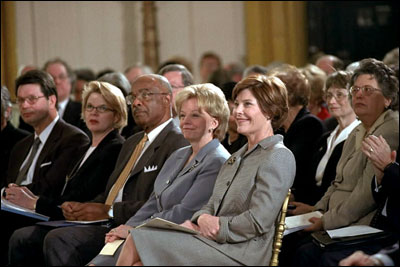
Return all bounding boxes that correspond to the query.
[98,71,140,138]
[89,83,231,266]
[38,74,189,266]
[207,68,232,88]
[1,86,30,188]
[8,81,127,265]
[158,64,194,126]
[271,65,326,204]
[1,70,90,265]
[73,68,96,102]
[220,82,247,154]
[224,61,245,82]
[316,54,345,75]
[242,64,268,78]
[300,64,330,120]
[42,58,88,134]
[199,51,222,83]
[124,63,153,87]
[114,74,295,266]
[292,58,399,267]
[290,71,360,206]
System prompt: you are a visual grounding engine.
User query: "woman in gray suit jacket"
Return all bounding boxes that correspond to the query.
[115,75,296,266]
[88,83,231,265]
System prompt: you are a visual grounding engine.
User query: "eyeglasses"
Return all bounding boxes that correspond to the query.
[85,104,114,113]
[323,91,349,101]
[126,91,169,105]
[16,95,46,105]
[349,85,381,96]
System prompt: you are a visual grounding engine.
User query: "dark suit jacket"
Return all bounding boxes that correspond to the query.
[1,123,30,188]
[35,129,125,219]
[279,107,326,203]
[6,119,90,198]
[92,120,190,225]
[19,99,89,135]
[307,131,345,205]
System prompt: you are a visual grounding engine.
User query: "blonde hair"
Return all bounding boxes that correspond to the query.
[82,81,128,130]
[175,83,229,141]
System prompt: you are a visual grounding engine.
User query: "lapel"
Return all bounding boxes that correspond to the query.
[33,120,63,179]
[130,121,175,177]
[68,129,119,181]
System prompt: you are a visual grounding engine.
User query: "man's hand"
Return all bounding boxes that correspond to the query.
[197,214,220,240]
[5,185,38,210]
[105,224,133,243]
[61,202,110,221]
[339,250,382,266]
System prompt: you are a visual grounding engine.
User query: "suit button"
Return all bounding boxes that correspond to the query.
[226,181,231,186]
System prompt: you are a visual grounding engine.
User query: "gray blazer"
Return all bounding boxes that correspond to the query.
[315,110,399,230]
[191,134,295,266]
[126,139,230,226]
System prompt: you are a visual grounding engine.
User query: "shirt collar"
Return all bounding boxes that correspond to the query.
[146,118,173,144]
[35,115,60,144]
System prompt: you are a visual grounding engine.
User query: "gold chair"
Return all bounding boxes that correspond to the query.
[269,189,291,266]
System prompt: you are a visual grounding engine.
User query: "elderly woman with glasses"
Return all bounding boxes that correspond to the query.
[8,81,127,265]
[289,71,360,209]
[292,58,399,267]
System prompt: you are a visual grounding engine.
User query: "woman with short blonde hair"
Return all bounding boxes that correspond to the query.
[82,81,128,131]
[175,83,230,141]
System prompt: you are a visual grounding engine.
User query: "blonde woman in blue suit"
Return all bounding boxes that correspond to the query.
[89,83,230,265]
[115,75,296,266]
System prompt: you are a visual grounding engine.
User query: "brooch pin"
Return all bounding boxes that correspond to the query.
[227,157,236,165]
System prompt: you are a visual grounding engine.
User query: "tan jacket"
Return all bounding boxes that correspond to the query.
[315,110,399,230]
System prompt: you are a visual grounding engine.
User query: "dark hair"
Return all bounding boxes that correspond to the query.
[271,65,310,107]
[15,70,59,107]
[233,74,289,130]
[220,81,237,101]
[200,52,222,67]
[349,58,399,111]
[158,64,194,87]
[75,68,96,82]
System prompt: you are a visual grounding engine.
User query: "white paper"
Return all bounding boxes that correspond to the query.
[99,240,125,256]
[284,211,323,235]
[327,225,383,239]
[66,219,109,224]
[1,197,50,221]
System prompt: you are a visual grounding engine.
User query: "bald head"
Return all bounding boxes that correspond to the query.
[130,74,173,133]
[316,55,344,75]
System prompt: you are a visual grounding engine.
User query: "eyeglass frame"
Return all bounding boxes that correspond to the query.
[85,104,115,113]
[126,90,169,105]
[16,95,47,105]
[349,85,382,96]
[323,90,349,102]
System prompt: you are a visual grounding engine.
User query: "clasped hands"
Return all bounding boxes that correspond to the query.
[61,202,110,221]
[3,183,38,210]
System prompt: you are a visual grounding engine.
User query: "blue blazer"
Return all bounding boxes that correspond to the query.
[126,139,231,226]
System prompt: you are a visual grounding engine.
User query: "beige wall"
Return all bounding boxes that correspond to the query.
[15,1,245,82]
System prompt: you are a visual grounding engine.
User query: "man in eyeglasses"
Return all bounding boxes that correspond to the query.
[19,58,89,135]
[19,74,189,266]
[158,64,194,127]
[1,69,90,265]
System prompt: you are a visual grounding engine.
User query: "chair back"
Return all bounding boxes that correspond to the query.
[269,189,291,266]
